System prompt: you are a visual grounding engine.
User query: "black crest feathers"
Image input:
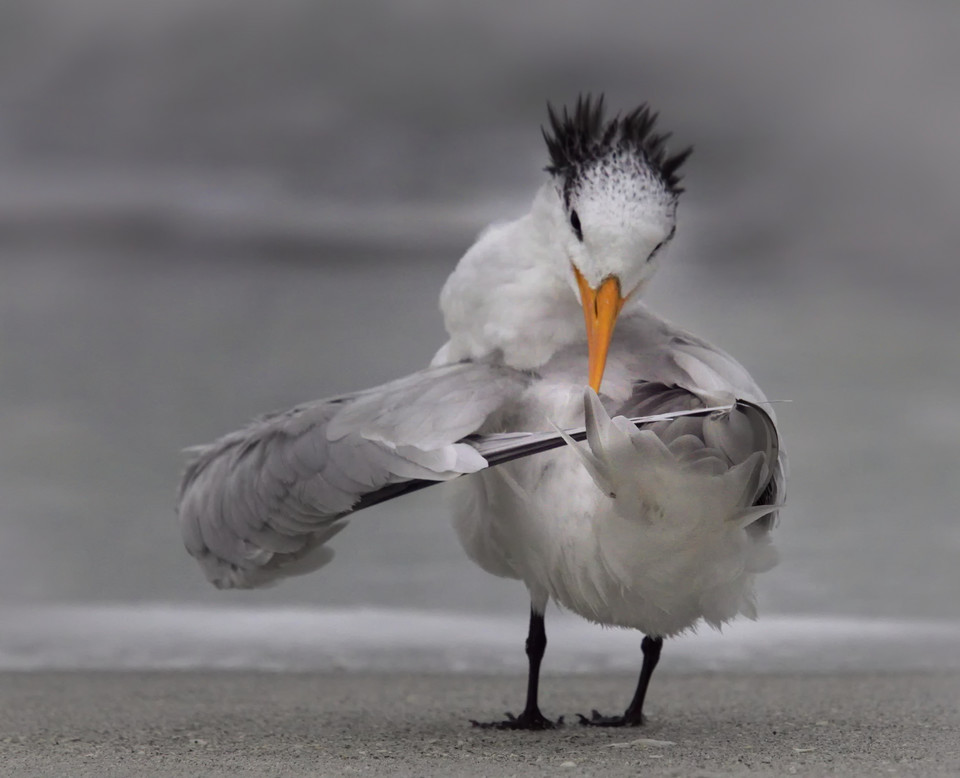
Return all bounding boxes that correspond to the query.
[542,94,692,195]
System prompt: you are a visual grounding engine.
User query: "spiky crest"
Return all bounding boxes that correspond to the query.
[542,94,692,195]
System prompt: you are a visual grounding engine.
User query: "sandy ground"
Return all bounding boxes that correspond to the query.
[0,671,957,777]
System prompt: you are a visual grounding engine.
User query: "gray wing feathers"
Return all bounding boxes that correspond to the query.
[669,341,761,404]
[617,381,785,532]
[618,319,786,527]
[178,362,526,589]
[621,315,769,407]
[327,365,521,447]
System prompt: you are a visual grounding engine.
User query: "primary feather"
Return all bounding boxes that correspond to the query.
[178,362,528,588]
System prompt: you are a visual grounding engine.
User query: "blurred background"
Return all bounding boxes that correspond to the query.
[1,0,958,670]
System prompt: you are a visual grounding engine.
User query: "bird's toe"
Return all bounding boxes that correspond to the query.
[576,709,646,728]
[471,710,562,730]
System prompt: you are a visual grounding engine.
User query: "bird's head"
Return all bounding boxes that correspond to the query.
[543,95,692,392]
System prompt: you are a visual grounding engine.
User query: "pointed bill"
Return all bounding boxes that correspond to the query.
[573,266,626,392]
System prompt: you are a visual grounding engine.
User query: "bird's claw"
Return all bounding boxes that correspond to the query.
[471,710,563,730]
[576,708,646,728]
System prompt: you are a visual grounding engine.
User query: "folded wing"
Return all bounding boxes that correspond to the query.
[557,386,784,626]
[616,380,785,533]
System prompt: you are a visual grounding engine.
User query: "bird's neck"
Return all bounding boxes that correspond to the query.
[434,186,586,370]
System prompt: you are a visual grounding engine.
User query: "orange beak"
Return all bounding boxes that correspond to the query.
[573,265,626,393]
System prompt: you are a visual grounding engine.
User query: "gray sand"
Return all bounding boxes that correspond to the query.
[0,671,957,777]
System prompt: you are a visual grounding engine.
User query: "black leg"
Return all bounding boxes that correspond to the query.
[471,607,561,730]
[579,635,663,727]
[521,606,547,714]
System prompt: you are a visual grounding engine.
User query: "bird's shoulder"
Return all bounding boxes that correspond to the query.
[615,306,770,407]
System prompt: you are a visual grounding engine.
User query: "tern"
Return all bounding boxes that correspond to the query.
[178,96,785,729]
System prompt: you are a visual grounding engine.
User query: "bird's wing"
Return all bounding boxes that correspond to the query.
[561,388,783,627]
[177,361,528,589]
[614,379,784,531]
[620,311,773,407]
[613,313,787,528]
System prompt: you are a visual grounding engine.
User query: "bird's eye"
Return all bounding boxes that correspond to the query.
[569,210,583,241]
[648,240,666,261]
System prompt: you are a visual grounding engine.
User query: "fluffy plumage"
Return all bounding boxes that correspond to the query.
[446,308,784,637]
[177,96,786,728]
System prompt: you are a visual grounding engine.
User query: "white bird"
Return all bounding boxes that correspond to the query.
[178,96,785,729]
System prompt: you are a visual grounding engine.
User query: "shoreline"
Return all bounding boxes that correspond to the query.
[5,605,960,674]
[1,670,957,777]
